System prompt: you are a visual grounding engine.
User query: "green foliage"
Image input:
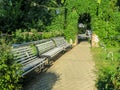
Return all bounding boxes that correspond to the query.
[92,47,120,90]
[92,17,119,47]
[97,66,115,90]
[64,1,77,42]
[12,29,42,43]
[42,32,53,39]
[0,40,22,90]
[96,63,120,90]
[0,0,58,33]
[64,26,77,42]
[42,31,63,39]
[63,0,97,42]
[0,0,120,90]
[0,0,23,32]
[64,5,79,42]
[91,0,120,47]
[1,29,63,44]
[46,13,64,32]
[112,64,120,90]
[30,44,38,55]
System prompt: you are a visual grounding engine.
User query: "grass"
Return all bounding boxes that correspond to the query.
[92,47,119,69]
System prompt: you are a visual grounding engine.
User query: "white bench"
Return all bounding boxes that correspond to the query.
[12,37,72,76]
[12,45,47,76]
[35,40,63,59]
[52,37,72,51]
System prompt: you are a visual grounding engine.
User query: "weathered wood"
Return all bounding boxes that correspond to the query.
[12,37,71,76]
[52,37,72,50]
[12,45,47,76]
[36,40,63,59]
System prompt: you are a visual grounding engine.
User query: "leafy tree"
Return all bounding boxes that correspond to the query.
[0,0,59,33]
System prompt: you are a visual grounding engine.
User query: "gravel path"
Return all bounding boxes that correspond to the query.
[23,41,97,90]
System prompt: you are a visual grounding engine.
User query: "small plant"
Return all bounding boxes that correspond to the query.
[30,44,38,55]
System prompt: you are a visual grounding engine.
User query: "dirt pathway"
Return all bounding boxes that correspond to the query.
[23,41,97,90]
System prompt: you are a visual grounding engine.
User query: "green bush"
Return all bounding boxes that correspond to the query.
[92,48,120,90]
[91,0,120,47]
[92,17,119,47]
[42,31,63,39]
[96,66,115,90]
[112,64,120,90]
[0,41,22,90]
[64,10,78,42]
[12,29,42,44]
[97,63,120,90]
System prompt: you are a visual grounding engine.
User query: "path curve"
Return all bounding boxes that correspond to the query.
[23,41,97,90]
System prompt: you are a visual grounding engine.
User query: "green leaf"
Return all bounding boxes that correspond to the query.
[61,0,64,4]
[97,0,101,4]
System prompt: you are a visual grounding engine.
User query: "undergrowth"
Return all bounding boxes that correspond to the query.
[92,47,120,90]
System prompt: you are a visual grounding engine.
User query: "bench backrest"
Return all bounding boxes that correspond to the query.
[52,37,68,47]
[12,45,37,65]
[12,39,48,48]
[36,40,56,54]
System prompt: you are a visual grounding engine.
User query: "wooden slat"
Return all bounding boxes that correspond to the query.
[36,40,56,54]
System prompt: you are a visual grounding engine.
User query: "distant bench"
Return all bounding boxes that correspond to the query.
[12,37,72,76]
[52,37,72,51]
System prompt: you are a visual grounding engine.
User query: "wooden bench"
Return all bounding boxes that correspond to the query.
[12,45,47,76]
[52,37,72,51]
[35,40,63,59]
[12,37,71,76]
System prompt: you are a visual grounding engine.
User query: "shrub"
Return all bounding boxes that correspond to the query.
[12,29,42,44]
[112,64,120,90]
[97,63,120,90]
[92,48,120,90]
[42,31,63,39]
[0,40,22,90]
[96,66,115,90]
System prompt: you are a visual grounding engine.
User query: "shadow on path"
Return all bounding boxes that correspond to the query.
[23,42,96,90]
[23,71,60,90]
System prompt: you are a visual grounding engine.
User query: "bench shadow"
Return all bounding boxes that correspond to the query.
[22,71,60,90]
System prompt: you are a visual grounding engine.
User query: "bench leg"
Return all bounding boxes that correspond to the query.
[35,67,42,73]
[44,59,49,65]
[35,62,45,73]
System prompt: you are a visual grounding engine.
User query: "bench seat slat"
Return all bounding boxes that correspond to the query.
[22,57,46,72]
[22,60,46,76]
[19,56,37,64]
[41,47,63,58]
